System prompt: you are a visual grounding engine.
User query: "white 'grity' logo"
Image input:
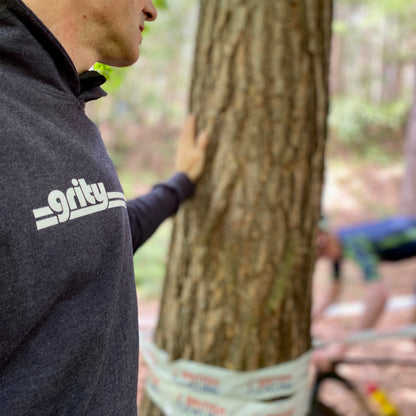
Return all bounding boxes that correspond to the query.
[33,178,126,230]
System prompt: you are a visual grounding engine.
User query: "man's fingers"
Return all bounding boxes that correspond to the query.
[197,130,209,150]
[181,114,196,146]
[175,115,209,182]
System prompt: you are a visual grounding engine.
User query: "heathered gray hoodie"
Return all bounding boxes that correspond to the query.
[0,0,193,414]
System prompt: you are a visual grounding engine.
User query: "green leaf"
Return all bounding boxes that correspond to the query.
[93,63,131,93]
[153,0,168,8]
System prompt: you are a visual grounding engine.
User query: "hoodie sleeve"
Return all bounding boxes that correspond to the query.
[126,173,194,253]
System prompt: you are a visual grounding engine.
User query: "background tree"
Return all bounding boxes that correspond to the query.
[140,1,333,415]
[328,0,415,158]
[400,62,416,215]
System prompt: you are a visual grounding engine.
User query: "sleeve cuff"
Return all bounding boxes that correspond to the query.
[161,172,195,202]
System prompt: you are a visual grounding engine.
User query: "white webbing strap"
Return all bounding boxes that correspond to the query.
[314,324,416,349]
[141,338,312,416]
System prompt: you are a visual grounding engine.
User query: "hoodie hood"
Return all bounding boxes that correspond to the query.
[0,0,107,103]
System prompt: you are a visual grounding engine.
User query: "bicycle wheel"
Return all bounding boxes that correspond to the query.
[309,370,377,416]
[309,398,340,416]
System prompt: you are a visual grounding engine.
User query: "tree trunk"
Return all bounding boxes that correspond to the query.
[400,62,416,215]
[140,1,332,414]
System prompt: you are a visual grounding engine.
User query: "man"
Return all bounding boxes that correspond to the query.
[312,216,416,367]
[0,0,208,414]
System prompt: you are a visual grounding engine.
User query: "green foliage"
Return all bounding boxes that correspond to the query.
[153,0,168,8]
[368,0,414,15]
[329,95,410,147]
[337,0,410,10]
[328,0,416,162]
[93,63,131,93]
[332,19,348,35]
[336,0,416,28]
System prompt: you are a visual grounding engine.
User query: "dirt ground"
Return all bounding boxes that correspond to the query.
[136,161,416,415]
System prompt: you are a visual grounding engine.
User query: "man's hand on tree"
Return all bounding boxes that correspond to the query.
[175,115,209,183]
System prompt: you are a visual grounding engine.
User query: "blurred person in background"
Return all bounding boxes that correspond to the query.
[312,215,416,369]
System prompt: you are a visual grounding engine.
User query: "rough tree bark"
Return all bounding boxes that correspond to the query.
[141,1,332,414]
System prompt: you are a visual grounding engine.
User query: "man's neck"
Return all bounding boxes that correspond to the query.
[21,0,97,73]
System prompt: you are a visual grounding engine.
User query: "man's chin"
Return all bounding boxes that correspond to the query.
[102,50,140,68]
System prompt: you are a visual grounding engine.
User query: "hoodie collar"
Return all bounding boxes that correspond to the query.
[79,70,107,103]
[3,0,107,102]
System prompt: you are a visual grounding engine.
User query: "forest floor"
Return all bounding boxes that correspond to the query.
[136,160,416,415]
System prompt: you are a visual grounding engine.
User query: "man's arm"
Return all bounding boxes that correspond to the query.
[127,115,209,252]
[312,279,341,321]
